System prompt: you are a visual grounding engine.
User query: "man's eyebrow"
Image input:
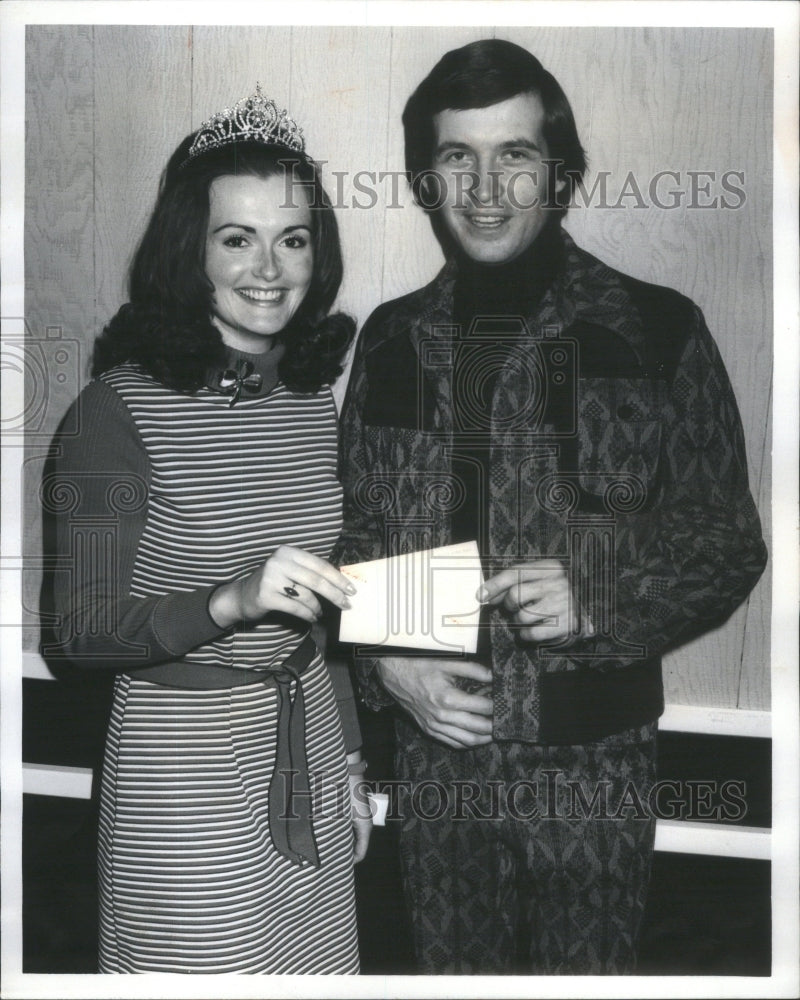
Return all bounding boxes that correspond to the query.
[434,138,543,155]
[499,138,543,152]
[434,141,472,156]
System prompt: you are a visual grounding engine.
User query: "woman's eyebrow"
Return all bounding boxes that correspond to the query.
[211,223,312,234]
[211,222,256,234]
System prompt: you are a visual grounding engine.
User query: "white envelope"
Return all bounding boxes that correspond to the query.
[338,541,483,654]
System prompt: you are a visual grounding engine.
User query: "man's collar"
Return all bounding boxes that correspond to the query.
[555,230,647,363]
[416,228,648,366]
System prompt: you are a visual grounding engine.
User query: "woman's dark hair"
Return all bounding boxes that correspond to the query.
[403,38,587,217]
[92,137,354,393]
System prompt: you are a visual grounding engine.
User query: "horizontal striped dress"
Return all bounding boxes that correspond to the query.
[53,353,359,974]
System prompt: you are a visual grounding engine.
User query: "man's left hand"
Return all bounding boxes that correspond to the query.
[478,559,592,644]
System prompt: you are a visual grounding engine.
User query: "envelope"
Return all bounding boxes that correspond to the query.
[338,540,483,654]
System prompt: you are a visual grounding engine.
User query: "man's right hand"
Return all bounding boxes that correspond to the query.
[376,657,493,749]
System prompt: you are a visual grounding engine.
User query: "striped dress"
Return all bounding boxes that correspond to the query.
[53,355,359,974]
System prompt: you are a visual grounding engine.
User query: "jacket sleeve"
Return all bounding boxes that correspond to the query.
[49,380,228,670]
[334,319,397,710]
[573,306,767,664]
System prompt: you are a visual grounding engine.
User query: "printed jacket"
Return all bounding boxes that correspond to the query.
[336,231,767,744]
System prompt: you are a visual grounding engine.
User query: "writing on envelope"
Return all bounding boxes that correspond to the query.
[338,541,483,654]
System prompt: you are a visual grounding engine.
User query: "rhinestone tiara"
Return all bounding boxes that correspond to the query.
[187,84,305,161]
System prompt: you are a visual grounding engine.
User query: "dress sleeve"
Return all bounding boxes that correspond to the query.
[49,379,230,671]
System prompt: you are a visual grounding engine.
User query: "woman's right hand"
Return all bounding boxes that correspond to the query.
[208,545,356,629]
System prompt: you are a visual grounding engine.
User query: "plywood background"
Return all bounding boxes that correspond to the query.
[23,24,772,710]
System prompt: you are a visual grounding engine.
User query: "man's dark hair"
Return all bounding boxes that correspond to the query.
[92,139,354,393]
[403,38,587,216]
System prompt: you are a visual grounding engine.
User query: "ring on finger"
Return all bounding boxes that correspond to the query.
[283,585,300,598]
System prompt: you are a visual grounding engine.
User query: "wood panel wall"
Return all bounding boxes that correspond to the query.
[23,25,772,711]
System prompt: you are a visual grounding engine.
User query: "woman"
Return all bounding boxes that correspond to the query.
[50,88,370,974]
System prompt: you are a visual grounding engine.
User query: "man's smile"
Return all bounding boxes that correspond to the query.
[464,213,509,229]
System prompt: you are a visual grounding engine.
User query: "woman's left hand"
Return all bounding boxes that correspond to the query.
[346,754,372,864]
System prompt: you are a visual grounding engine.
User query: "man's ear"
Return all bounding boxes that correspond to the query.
[545,159,567,197]
[419,172,446,210]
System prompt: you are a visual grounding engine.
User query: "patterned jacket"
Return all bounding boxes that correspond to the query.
[336,231,767,744]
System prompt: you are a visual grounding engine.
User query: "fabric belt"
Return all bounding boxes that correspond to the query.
[132,635,320,867]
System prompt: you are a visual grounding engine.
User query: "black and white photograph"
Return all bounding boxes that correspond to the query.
[1,1,797,997]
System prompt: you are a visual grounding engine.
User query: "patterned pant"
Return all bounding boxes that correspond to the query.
[394,717,657,974]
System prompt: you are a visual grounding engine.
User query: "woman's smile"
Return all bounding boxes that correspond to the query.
[236,287,288,304]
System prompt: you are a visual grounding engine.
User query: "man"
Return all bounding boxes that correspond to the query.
[337,39,766,974]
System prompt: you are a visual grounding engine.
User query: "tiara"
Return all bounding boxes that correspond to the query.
[187,84,305,161]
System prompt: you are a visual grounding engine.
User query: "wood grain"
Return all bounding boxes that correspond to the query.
[23,26,95,645]
[290,26,393,408]
[191,26,293,129]
[93,26,192,329]
[738,382,772,711]
[379,26,494,304]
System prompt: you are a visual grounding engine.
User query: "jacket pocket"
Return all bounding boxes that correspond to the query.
[576,377,666,501]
